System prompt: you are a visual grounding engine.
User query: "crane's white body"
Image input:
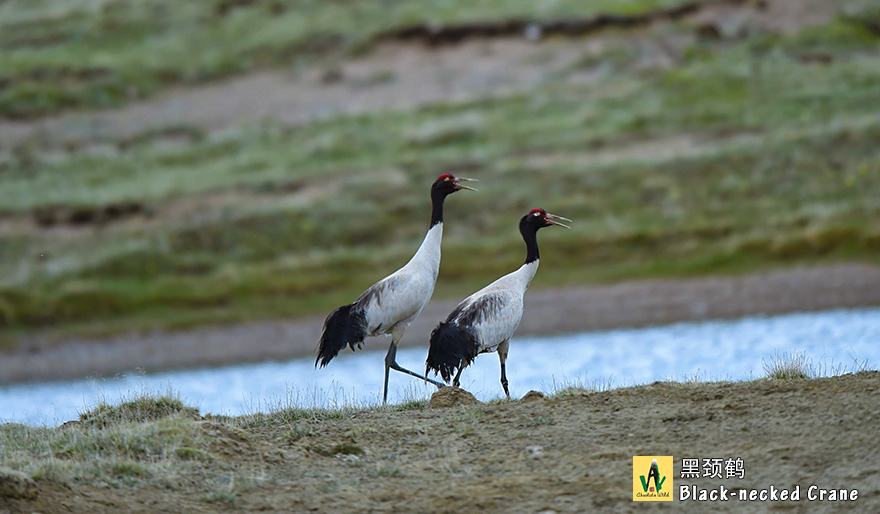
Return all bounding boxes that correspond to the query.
[426,208,567,397]
[359,223,442,339]
[317,174,476,404]
[446,259,539,354]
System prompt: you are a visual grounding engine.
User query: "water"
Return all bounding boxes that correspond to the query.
[1,307,878,426]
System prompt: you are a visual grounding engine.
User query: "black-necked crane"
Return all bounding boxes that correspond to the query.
[425,208,571,398]
[316,174,477,403]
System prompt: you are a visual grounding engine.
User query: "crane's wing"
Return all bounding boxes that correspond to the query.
[448,291,523,352]
[356,275,400,308]
[357,271,434,335]
[447,292,501,325]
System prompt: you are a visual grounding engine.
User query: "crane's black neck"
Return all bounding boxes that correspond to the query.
[521,222,540,264]
[430,187,448,227]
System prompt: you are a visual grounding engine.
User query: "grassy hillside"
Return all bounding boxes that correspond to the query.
[0,0,697,118]
[1,1,879,344]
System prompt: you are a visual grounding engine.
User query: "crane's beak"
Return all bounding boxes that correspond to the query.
[454,177,478,191]
[546,212,572,229]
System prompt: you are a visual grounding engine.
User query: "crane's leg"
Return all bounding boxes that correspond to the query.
[452,366,464,388]
[383,341,393,405]
[498,339,510,398]
[383,332,444,404]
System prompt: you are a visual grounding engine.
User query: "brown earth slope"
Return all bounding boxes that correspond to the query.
[3,372,878,513]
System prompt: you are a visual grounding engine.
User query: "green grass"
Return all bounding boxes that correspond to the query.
[0,0,700,118]
[0,396,210,488]
[76,391,200,428]
[0,392,274,500]
[1,6,879,342]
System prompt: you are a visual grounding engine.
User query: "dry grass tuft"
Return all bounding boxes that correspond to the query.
[762,351,816,380]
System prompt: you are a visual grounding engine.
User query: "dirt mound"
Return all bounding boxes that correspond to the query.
[429,386,479,408]
[520,390,545,402]
[0,468,39,501]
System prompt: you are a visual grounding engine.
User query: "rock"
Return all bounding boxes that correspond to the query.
[525,445,544,459]
[0,468,39,500]
[320,68,344,84]
[524,23,543,41]
[429,387,479,408]
[196,420,249,442]
[521,390,545,402]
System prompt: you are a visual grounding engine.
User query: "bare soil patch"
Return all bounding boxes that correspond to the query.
[0,175,341,236]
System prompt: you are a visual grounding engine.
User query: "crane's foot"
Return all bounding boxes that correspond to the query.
[389,360,444,387]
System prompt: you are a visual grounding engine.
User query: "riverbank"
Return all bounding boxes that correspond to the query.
[3,263,879,385]
[2,371,878,513]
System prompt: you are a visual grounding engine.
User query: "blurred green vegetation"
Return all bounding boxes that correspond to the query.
[0,1,879,344]
[0,0,696,118]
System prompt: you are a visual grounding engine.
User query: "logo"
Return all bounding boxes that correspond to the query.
[633,456,673,501]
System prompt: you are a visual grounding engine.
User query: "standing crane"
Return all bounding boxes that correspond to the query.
[316,174,477,403]
[425,208,571,397]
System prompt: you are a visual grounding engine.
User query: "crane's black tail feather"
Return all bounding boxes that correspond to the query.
[316,303,368,368]
[426,322,479,383]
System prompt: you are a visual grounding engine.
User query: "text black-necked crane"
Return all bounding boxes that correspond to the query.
[425,208,571,398]
[316,174,477,403]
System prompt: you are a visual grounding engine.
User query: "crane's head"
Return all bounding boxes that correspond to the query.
[522,208,572,230]
[433,173,478,196]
